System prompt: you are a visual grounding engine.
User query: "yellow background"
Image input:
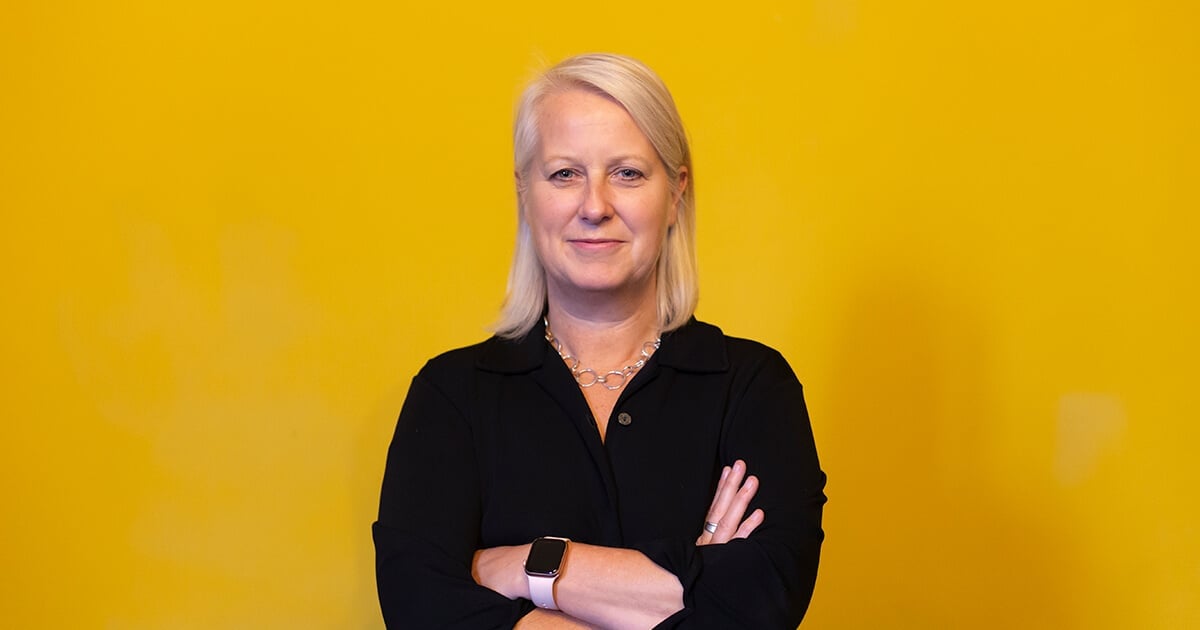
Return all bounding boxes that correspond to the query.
[2,1,1197,627]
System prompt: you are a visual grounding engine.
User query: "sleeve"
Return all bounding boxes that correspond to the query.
[637,348,826,629]
[374,370,533,629]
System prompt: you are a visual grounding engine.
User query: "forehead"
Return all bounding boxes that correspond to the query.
[534,89,654,153]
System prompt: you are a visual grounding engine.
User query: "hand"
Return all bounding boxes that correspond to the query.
[696,459,764,545]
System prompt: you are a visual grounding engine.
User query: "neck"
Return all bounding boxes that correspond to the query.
[544,298,660,373]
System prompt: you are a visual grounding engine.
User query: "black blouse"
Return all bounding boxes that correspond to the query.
[374,319,826,628]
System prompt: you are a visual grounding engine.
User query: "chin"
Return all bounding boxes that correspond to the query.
[549,265,653,299]
[550,273,624,295]
[571,281,626,294]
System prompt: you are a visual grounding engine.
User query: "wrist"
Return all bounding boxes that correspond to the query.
[474,545,535,601]
[516,544,534,599]
[524,536,570,610]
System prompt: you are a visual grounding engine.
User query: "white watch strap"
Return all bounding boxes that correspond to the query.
[528,574,558,610]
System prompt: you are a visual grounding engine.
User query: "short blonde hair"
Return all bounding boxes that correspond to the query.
[493,53,698,339]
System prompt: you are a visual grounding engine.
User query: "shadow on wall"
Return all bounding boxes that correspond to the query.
[814,268,1079,628]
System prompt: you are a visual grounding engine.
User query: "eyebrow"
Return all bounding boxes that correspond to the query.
[539,155,656,168]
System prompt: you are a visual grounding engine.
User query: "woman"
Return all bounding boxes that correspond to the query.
[374,53,825,628]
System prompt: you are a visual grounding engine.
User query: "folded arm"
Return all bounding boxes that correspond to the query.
[473,461,764,629]
[375,373,532,627]
[648,349,826,628]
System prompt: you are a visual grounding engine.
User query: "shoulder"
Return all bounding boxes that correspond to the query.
[663,318,794,376]
[417,340,481,376]
[723,330,786,361]
[417,332,544,384]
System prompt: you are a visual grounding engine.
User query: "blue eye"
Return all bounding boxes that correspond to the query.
[551,169,574,180]
[616,168,643,180]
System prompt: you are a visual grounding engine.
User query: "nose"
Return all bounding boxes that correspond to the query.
[578,177,613,224]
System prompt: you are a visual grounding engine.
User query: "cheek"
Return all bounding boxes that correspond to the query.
[525,189,569,225]
[522,198,549,235]
[651,193,677,231]
[525,197,564,252]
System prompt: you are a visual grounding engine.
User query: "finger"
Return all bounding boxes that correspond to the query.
[703,465,731,517]
[733,508,765,539]
[697,465,731,544]
[709,473,757,545]
[706,460,746,527]
[711,474,758,544]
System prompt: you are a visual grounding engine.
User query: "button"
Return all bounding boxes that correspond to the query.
[617,412,632,426]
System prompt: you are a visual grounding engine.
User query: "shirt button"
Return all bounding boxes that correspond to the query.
[617,412,632,426]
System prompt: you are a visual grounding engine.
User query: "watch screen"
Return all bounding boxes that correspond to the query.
[526,537,568,575]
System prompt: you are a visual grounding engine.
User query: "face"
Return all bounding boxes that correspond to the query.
[520,89,686,307]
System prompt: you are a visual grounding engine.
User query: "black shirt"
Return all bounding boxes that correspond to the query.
[374,319,826,628]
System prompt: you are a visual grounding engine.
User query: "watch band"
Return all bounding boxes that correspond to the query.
[524,536,569,610]
[528,573,559,610]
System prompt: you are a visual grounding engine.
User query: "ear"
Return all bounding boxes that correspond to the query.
[514,169,527,212]
[668,166,689,227]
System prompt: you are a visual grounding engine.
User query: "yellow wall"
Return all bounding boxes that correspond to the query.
[3,1,1196,627]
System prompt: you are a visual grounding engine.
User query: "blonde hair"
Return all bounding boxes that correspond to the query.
[493,53,698,339]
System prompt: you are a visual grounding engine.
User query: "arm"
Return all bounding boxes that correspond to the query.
[485,348,822,629]
[647,349,826,628]
[374,372,532,628]
[476,542,683,629]
[514,610,601,629]
[473,462,765,629]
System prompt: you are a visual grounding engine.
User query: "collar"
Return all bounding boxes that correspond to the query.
[476,317,729,374]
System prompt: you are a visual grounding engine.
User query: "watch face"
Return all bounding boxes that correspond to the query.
[525,537,568,576]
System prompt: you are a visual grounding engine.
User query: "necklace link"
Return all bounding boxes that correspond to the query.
[544,318,661,391]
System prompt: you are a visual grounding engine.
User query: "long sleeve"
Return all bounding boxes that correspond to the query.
[636,345,826,628]
[374,371,532,628]
[374,323,825,628]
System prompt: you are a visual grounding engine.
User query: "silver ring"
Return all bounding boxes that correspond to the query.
[704,521,719,534]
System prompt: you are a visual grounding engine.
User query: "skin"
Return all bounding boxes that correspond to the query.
[520,88,684,442]
[473,89,764,628]
[474,460,762,629]
[522,88,682,321]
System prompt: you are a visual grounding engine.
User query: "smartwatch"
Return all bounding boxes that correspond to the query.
[524,536,570,610]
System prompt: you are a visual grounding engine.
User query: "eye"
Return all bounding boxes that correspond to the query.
[615,168,644,180]
[550,168,575,181]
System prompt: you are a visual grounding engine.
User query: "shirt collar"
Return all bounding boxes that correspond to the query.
[476,317,728,374]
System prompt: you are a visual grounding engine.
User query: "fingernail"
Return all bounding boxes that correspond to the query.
[720,466,729,481]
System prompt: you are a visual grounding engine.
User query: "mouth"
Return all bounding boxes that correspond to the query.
[568,238,624,252]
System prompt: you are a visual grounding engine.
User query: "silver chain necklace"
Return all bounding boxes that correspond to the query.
[543,317,661,391]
